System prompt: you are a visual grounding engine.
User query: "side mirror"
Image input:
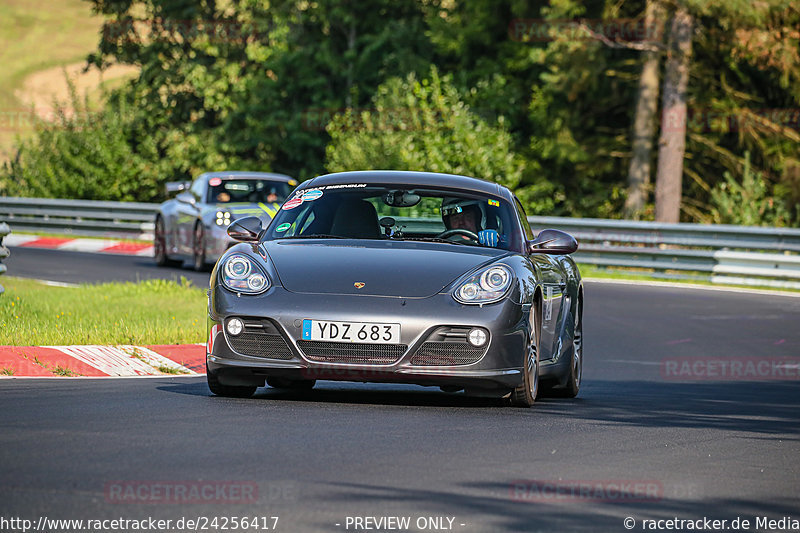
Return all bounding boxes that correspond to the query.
[528,229,578,255]
[227,216,264,242]
[176,192,196,206]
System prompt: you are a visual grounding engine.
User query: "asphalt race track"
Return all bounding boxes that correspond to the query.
[1,247,799,532]
[5,246,209,286]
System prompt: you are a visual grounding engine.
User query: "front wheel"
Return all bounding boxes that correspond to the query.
[154,216,180,267]
[193,223,207,271]
[207,364,257,398]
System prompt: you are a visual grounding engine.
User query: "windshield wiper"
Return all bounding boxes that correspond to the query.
[393,236,470,245]
[284,234,348,239]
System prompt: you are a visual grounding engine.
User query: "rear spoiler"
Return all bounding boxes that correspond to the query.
[165,181,192,195]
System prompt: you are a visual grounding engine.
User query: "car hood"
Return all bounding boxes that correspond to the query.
[263,240,508,298]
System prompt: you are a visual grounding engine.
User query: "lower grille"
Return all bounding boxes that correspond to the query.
[298,340,407,364]
[228,333,293,359]
[410,341,487,366]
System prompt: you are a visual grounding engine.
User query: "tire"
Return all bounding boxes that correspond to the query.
[511,302,541,407]
[553,296,583,398]
[154,216,180,267]
[193,222,207,271]
[207,364,257,398]
[266,377,316,390]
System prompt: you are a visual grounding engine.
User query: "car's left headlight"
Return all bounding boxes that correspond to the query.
[220,254,270,294]
[215,210,232,226]
[454,265,514,305]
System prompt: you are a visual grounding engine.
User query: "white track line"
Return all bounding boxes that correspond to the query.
[583,277,800,298]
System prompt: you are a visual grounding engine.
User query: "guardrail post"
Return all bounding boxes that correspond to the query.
[0,222,9,295]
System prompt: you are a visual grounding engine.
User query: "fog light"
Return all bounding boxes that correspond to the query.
[468,328,487,347]
[227,317,244,336]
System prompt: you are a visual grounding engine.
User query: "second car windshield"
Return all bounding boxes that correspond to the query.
[209,179,291,204]
[263,185,520,251]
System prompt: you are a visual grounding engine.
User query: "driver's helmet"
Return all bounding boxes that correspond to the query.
[441,197,482,218]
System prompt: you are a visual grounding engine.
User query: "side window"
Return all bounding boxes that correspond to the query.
[190,178,206,203]
[514,198,534,241]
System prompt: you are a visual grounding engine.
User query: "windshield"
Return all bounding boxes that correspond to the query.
[263,184,521,251]
[208,178,292,204]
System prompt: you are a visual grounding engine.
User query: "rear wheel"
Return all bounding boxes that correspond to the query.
[266,377,316,390]
[511,303,541,407]
[553,297,582,398]
[193,223,207,271]
[207,364,257,398]
[154,216,180,267]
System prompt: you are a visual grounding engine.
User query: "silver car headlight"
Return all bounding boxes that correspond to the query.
[215,210,232,226]
[454,265,513,305]
[220,254,270,294]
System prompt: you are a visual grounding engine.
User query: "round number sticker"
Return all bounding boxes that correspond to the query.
[282,198,303,210]
[301,189,324,201]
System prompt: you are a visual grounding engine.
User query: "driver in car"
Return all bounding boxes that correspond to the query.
[441,197,501,247]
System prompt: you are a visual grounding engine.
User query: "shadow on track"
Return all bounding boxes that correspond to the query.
[534,380,800,437]
[158,380,509,408]
[158,378,800,434]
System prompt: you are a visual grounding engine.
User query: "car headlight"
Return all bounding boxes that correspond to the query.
[215,210,232,226]
[220,254,270,294]
[454,265,513,305]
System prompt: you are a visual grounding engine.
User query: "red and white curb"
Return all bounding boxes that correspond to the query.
[4,234,154,256]
[0,344,206,378]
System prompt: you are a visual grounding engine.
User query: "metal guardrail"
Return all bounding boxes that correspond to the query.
[0,222,9,295]
[1,196,799,289]
[528,216,800,290]
[0,197,158,240]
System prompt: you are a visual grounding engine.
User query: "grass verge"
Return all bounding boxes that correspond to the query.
[0,276,206,345]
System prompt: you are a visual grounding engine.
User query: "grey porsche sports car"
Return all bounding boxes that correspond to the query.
[154,171,298,270]
[206,171,583,407]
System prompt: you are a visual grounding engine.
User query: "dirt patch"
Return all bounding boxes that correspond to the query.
[14,62,138,120]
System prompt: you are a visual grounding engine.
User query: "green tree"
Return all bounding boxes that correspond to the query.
[87,0,435,181]
[325,68,530,194]
[710,151,791,226]
[0,87,168,201]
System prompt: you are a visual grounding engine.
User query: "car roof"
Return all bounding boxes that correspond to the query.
[198,171,295,183]
[305,171,511,199]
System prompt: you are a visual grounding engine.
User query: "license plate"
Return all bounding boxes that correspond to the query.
[302,319,400,344]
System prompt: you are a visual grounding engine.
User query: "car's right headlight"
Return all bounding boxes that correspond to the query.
[220,254,270,294]
[453,265,513,305]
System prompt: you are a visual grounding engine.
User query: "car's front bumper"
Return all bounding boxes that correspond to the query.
[206,284,532,393]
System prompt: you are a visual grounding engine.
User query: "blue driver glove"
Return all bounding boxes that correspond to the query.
[478,229,499,247]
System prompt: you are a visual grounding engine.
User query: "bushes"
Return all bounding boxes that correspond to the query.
[326,68,542,198]
[0,89,169,202]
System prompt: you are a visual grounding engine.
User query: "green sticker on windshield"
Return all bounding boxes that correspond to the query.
[275,223,291,232]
